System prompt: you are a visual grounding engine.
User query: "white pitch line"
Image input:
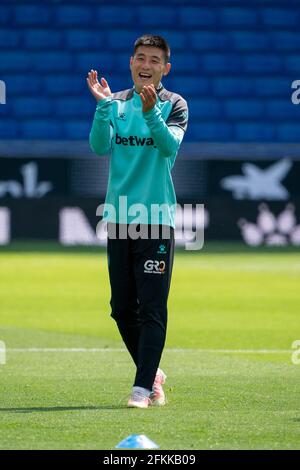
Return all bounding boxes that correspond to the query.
[4,348,292,354]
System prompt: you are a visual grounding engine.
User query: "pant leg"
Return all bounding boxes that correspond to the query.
[107,223,140,365]
[132,225,175,390]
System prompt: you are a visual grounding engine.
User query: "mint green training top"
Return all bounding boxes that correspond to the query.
[89,83,188,228]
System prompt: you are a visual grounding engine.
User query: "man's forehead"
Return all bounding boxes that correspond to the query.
[134,46,164,60]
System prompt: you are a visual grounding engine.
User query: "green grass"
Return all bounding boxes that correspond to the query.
[0,242,300,449]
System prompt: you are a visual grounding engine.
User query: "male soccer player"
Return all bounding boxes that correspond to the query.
[87,35,188,408]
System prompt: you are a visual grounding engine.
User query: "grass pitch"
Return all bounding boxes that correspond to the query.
[0,242,300,449]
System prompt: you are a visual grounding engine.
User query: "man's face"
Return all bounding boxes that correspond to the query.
[130,46,171,93]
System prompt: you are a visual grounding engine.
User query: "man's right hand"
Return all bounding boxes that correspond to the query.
[86,70,112,102]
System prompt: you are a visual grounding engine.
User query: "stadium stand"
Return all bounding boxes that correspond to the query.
[0,0,300,143]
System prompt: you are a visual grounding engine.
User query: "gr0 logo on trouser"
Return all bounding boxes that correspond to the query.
[106,223,175,391]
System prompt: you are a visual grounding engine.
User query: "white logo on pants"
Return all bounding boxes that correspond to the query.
[144,260,166,274]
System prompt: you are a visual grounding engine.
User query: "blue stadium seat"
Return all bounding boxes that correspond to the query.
[34,53,73,72]
[45,76,83,95]
[13,98,52,117]
[14,5,51,25]
[2,75,41,94]
[271,32,300,50]
[96,6,135,25]
[189,99,221,118]
[77,53,114,73]
[0,6,10,25]
[188,122,233,141]
[189,32,229,50]
[179,8,216,26]
[266,100,299,118]
[0,120,18,138]
[254,77,290,96]
[65,30,104,50]
[64,121,91,140]
[220,8,257,26]
[235,123,275,141]
[0,52,32,71]
[101,31,135,52]
[24,30,62,49]
[114,53,133,73]
[262,8,298,26]
[285,55,300,72]
[55,98,94,118]
[244,54,282,73]
[277,123,300,142]
[167,77,209,96]
[202,54,242,73]
[225,100,264,118]
[213,77,253,96]
[21,120,62,139]
[231,32,270,51]
[0,29,19,48]
[171,54,200,72]
[137,7,177,26]
[56,6,92,25]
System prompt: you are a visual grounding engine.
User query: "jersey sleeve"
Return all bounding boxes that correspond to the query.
[143,104,186,159]
[166,97,188,132]
[89,97,113,156]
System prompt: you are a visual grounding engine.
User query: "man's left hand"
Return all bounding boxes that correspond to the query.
[141,85,157,113]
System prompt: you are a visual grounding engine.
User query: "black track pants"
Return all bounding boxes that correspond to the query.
[107,223,175,391]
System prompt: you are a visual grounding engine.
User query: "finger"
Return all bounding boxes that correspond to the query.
[101,77,108,88]
[87,74,97,91]
[91,70,97,85]
[86,77,93,92]
[89,70,95,86]
[149,84,156,95]
[142,87,151,101]
[88,72,94,86]
[93,70,98,85]
[144,88,155,104]
[147,86,156,100]
[140,92,146,103]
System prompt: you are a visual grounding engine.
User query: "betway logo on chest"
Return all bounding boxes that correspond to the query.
[115,133,156,148]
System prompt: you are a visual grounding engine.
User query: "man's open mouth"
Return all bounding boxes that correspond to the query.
[139,73,152,79]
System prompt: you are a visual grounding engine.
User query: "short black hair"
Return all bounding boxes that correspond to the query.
[133,35,170,63]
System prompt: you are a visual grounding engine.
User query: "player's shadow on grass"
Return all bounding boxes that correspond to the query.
[0,405,127,413]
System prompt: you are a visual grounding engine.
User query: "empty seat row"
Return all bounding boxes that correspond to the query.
[1,5,299,27]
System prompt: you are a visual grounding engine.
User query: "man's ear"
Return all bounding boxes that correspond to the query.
[130,56,133,69]
[163,62,171,76]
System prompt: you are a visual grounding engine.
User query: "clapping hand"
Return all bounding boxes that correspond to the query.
[140,84,157,113]
[86,69,112,102]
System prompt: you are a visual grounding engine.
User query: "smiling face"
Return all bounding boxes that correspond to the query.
[130,46,171,93]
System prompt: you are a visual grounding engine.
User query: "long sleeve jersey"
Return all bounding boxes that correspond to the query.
[89,83,188,228]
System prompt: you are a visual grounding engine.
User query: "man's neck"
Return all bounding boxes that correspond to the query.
[134,82,163,94]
